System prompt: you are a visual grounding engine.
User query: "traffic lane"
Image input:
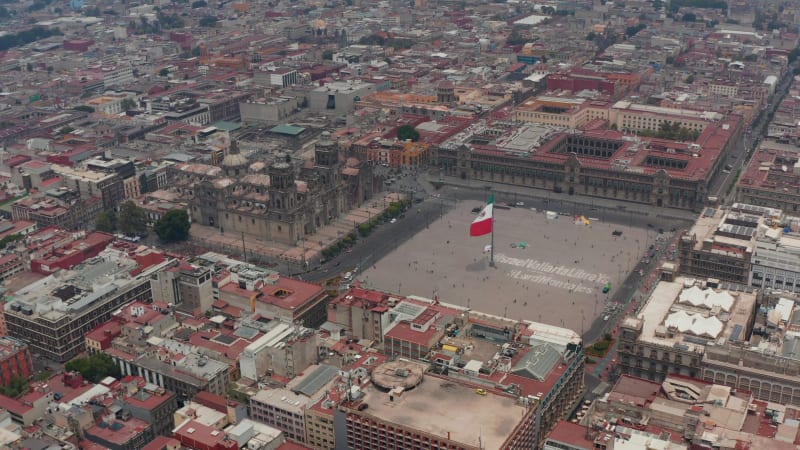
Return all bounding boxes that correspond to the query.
[302,197,449,282]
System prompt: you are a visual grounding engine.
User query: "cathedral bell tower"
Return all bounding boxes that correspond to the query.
[315,131,339,187]
[268,153,297,211]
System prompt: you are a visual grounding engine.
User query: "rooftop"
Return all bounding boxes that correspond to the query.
[624,277,756,351]
[86,416,149,445]
[357,373,528,450]
[545,420,595,449]
[7,247,172,322]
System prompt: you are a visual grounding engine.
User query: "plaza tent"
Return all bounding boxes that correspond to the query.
[518,242,527,249]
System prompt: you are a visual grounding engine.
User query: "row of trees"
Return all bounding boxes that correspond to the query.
[633,121,701,142]
[0,27,62,52]
[96,201,190,243]
[321,232,357,259]
[356,199,412,238]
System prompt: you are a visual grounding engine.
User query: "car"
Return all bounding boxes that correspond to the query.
[390,218,397,224]
[472,207,482,213]
[515,201,525,206]
[345,248,353,253]
[476,388,488,396]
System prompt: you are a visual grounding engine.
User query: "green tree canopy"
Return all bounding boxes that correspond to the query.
[199,16,217,27]
[120,98,137,111]
[0,376,28,398]
[397,124,420,142]
[96,210,117,232]
[72,105,95,113]
[118,201,147,237]
[155,209,191,242]
[65,353,121,383]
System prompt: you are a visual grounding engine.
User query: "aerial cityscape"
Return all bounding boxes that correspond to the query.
[0,0,797,449]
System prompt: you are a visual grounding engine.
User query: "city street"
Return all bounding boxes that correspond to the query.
[708,61,799,201]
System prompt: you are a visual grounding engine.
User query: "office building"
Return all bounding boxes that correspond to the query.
[617,277,756,382]
[678,204,775,284]
[4,246,172,361]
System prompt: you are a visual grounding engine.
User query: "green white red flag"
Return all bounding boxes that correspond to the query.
[470,195,494,237]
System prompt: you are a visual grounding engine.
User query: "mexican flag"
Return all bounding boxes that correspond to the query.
[470,195,494,237]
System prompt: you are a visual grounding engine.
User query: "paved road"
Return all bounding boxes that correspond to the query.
[300,172,448,283]
[708,61,798,201]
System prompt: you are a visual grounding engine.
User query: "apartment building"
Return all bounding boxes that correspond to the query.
[250,388,309,444]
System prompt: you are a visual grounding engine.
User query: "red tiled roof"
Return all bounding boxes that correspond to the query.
[545,421,594,449]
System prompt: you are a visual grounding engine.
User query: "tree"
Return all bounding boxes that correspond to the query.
[397,124,420,142]
[65,354,120,383]
[120,98,137,111]
[155,209,191,242]
[118,201,147,237]
[58,126,75,135]
[158,68,170,77]
[789,46,800,64]
[83,6,101,17]
[73,105,95,113]
[96,210,117,232]
[199,16,217,27]
[322,49,334,60]
[625,23,646,37]
[191,0,207,7]
[0,376,28,398]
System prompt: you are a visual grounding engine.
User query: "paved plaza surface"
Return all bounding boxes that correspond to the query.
[358,202,655,332]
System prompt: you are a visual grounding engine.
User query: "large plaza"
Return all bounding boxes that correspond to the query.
[357,201,655,332]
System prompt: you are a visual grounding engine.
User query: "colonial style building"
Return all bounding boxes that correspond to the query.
[434,114,740,211]
[170,132,378,246]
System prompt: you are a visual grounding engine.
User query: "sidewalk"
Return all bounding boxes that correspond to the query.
[189,192,407,269]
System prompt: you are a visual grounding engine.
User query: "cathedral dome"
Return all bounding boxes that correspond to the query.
[222,152,248,168]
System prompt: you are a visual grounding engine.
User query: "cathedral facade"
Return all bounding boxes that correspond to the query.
[169,132,377,246]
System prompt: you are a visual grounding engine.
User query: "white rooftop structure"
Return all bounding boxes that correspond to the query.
[776,298,795,324]
[678,286,734,312]
[612,101,724,121]
[664,311,724,339]
[625,277,756,349]
[56,384,111,412]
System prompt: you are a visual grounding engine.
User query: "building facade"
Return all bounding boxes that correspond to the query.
[0,337,33,386]
[173,133,376,247]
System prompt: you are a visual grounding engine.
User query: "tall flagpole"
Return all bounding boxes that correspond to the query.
[490,218,495,267]
[489,194,495,267]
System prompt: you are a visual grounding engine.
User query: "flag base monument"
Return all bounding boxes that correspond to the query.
[470,195,495,267]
